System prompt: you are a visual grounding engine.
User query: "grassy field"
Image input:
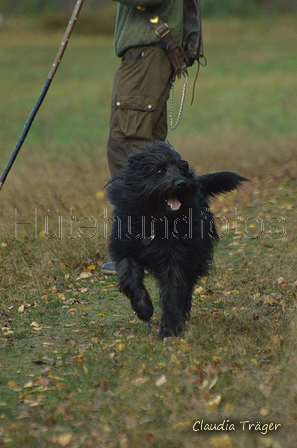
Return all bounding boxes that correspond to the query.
[0,16,297,448]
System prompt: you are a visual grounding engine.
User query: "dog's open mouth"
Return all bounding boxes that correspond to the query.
[165,197,181,211]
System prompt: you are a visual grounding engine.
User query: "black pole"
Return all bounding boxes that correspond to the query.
[0,0,84,192]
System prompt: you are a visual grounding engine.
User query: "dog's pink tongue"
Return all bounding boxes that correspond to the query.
[167,197,181,210]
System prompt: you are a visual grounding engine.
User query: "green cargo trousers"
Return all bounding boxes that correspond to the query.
[107,44,173,177]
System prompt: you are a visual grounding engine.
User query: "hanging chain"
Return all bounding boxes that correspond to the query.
[169,73,188,131]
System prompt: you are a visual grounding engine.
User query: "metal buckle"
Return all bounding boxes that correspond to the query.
[155,23,170,39]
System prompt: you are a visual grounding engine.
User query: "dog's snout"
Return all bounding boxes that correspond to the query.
[175,179,187,189]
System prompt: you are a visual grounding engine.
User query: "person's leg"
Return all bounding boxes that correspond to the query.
[103,45,173,274]
[107,44,173,177]
[152,86,170,143]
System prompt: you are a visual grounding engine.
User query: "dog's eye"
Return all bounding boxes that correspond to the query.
[157,168,165,175]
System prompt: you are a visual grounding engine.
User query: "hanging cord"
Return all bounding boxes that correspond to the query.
[169,72,188,131]
[190,55,207,106]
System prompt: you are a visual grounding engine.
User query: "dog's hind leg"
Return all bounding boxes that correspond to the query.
[182,290,193,323]
[116,258,154,322]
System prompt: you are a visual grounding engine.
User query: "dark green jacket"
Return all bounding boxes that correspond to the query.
[114,0,183,57]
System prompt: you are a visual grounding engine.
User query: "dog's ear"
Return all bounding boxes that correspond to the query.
[198,172,249,199]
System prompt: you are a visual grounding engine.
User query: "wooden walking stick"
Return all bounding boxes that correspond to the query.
[0,0,84,192]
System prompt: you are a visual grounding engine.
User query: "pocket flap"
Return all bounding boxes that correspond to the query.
[114,95,157,112]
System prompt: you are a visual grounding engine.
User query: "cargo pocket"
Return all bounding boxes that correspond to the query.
[110,95,157,141]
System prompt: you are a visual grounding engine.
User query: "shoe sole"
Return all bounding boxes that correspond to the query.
[102,268,117,275]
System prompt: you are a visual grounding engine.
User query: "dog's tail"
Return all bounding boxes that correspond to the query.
[198,172,249,199]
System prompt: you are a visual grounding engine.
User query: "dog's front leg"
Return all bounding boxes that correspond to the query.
[116,258,154,322]
[158,269,192,338]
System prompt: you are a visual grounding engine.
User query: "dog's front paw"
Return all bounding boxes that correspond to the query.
[158,327,172,339]
[158,323,182,339]
[158,312,185,338]
[133,292,154,322]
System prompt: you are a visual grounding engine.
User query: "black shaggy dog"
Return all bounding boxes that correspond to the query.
[107,142,247,338]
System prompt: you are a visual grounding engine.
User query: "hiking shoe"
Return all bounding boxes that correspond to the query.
[102,261,116,275]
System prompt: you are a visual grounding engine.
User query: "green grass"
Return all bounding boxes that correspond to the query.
[1,16,297,447]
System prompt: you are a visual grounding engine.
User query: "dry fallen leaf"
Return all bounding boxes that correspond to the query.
[259,384,272,397]
[73,354,84,363]
[258,438,282,448]
[102,424,112,434]
[171,355,180,365]
[1,327,13,335]
[263,296,279,306]
[209,435,232,448]
[208,376,218,390]
[117,433,129,448]
[96,190,105,200]
[7,381,22,392]
[18,304,25,314]
[116,343,126,352]
[87,264,96,272]
[205,394,222,408]
[79,272,92,280]
[57,433,72,447]
[172,421,192,431]
[194,286,203,295]
[224,403,234,412]
[155,375,167,387]
[68,308,77,315]
[91,337,98,344]
[270,335,281,349]
[124,415,137,429]
[133,377,148,386]
[199,379,209,390]
[260,407,270,416]
[82,364,89,374]
[30,322,42,331]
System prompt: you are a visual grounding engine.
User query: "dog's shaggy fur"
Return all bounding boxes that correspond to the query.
[107,142,247,338]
